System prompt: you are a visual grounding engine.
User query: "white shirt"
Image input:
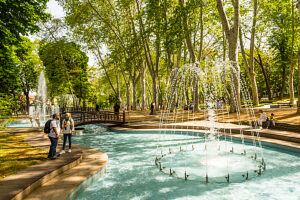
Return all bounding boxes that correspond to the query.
[260,112,267,121]
[62,119,74,134]
[49,120,59,138]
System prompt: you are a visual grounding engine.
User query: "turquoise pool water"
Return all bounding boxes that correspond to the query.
[5,119,48,128]
[71,125,300,200]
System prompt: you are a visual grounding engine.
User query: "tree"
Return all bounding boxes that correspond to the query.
[39,39,90,103]
[289,0,296,104]
[296,0,300,113]
[0,0,49,115]
[15,37,40,112]
[216,0,241,112]
[0,0,49,46]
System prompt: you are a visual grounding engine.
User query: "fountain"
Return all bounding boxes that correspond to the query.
[156,60,265,183]
[28,71,49,127]
[36,71,48,120]
[5,71,53,128]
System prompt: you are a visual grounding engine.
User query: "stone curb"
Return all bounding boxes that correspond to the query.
[11,155,82,200]
[121,124,300,144]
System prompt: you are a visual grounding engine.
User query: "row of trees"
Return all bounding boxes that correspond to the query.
[52,0,300,112]
[0,0,90,115]
[1,0,300,115]
[0,0,49,115]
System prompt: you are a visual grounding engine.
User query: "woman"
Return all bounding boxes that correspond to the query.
[258,110,267,129]
[60,113,75,154]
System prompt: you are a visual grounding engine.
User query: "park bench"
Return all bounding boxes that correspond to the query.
[277,102,294,108]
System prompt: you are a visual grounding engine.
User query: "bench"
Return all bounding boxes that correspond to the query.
[277,102,294,108]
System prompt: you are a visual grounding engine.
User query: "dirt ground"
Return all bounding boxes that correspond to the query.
[126,108,300,125]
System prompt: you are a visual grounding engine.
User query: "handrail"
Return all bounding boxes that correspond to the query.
[59,107,125,126]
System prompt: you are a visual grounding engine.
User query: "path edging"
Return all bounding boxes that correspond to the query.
[11,154,83,200]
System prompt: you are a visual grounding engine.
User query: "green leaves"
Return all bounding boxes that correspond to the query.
[38,39,90,102]
[0,0,49,47]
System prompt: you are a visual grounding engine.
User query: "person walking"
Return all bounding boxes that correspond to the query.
[60,113,75,154]
[150,102,155,115]
[114,102,120,120]
[47,114,60,160]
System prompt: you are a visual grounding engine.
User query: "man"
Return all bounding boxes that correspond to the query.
[47,114,60,160]
[114,102,120,120]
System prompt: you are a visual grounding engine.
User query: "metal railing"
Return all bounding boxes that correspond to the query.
[60,107,125,126]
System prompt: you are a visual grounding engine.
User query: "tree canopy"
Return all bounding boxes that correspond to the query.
[38,38,90,104]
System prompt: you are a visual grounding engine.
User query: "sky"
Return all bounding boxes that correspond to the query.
[30,0,96,66]
[46,0,65,18]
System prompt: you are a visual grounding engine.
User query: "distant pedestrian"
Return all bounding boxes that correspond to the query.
[35,117,40,128]
[150,102,155,115]
[28,116,34,127]
[114,102,120,120]
[60,113,74,154]
[47,114,60,160]
[258,110,267,129]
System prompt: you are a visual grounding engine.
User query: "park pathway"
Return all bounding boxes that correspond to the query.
[0,128,107,200]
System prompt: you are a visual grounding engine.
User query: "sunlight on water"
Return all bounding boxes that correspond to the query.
[70,125,300,200]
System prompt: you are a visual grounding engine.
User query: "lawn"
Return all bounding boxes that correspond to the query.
[0,132,47,180]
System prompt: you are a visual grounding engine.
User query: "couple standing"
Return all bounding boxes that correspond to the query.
[47,113,74,160]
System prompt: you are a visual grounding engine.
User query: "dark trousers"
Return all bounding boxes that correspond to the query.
[48,137,58,158]
[62,134,72,150]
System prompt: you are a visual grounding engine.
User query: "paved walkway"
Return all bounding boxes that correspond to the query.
[0,128,107,200]
[120,120,300,150]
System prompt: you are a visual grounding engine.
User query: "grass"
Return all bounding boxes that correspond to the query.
[0,132,47,180]
[0,118,16,130]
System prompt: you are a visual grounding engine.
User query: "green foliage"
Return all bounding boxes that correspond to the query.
[38,38,90,102]
[0,0,49,46]
[0,47,20,94]
[0,0,49,115]
[0,36,40,115]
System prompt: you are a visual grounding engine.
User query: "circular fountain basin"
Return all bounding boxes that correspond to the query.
[69,124,300,200]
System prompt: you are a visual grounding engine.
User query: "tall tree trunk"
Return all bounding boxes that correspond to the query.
[24,91,30,113]
[126,83,131,111]
[121,69,131,110]
[179,0,199,111]
[115,68,121,102]
[280,63,286,100]
[152,75,158,111]
[223,30,226,61]
[216,0,241,113]
[255,54,272,100]
[248,0,259,106]
[289,0,295,104]
[136,0,159,110]
[198,3,204,62]
[132,81,137,110]
[297,48,300,113]
[239,27,259,106]
[141,63,146,110]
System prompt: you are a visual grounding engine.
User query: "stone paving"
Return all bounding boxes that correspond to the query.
[0,128,107,200]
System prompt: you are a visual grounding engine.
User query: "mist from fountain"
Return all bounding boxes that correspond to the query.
[36,71,48,121]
